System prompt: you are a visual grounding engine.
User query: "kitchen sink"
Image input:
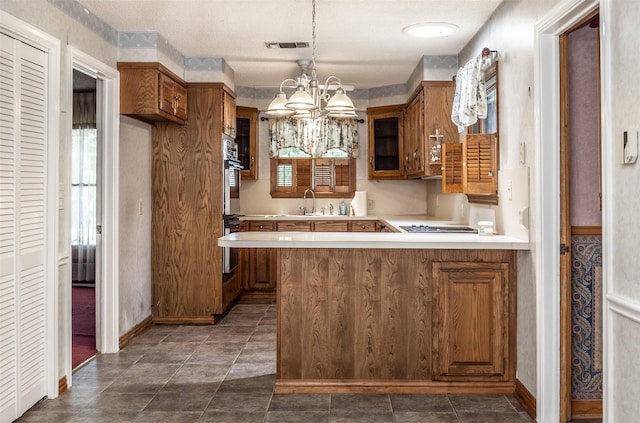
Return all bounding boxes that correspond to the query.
[400,225,477,234]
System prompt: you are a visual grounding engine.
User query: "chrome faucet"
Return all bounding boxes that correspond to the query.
[329,203,334,215]
[302,189,316,215]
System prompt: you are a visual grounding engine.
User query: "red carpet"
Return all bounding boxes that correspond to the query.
[72,286,96,368]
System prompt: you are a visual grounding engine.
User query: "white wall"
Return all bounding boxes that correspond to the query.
[0,0,120,385]
[0,0,151,383]
[455,0,562,398]
[603,0,640,420]
[118,117,152,334]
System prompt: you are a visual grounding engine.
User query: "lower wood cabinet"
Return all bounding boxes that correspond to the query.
[314,221,349,232]
[350,220,377,232]
[241,222,277,292]
[432,260,513,382]
[245,248,277,291]
[240,219,385,292]
[276,221,313,232]
[276,248,516,393]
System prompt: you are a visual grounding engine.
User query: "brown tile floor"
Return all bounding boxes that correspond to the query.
[19,299,540,422]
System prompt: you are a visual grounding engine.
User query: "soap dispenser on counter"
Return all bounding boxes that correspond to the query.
[339,201,347,216]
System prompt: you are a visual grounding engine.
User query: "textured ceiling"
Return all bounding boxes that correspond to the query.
[77,0,503,88]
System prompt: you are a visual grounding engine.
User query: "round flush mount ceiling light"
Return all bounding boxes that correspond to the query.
[403,22,459,38]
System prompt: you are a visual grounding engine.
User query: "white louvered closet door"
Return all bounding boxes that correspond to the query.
[0,32,48,422]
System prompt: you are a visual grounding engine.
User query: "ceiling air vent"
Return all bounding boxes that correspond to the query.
[265,41,310,49]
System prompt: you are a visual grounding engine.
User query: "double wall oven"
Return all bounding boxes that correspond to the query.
[222,137,242,276]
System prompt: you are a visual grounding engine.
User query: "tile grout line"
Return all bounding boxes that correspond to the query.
[198,304,269,422]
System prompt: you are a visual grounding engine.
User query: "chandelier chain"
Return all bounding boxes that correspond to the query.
[311,0,316,70]
[265,0,356,119]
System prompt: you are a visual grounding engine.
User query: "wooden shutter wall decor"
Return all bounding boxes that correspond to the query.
[270,158,355,198]
[295,159,313,194]
[441,143,464,194]
[463,134,498,195]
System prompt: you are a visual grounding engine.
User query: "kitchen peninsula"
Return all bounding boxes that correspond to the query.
[219,217,528,394]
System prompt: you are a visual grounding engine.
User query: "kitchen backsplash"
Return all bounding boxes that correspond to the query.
[240,178,429,216]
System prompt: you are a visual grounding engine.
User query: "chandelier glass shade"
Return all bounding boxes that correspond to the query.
[265,0,356,120]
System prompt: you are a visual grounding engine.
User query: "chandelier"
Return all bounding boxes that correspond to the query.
[265,0,357,120]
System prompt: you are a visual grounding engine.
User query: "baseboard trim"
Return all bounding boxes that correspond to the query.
[515,378,536,420]
[119,315,153,349]
[58,376,67,395]
[275,379,515,394]
[152,316,216,325]
[572,399,602,419]
[240,290,276,301]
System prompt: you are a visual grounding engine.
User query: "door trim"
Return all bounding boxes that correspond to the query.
[534,0,599,422]
[66,47,120,381]
[559,11,601,422]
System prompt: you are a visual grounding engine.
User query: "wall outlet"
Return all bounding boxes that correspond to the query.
[139,200,143,216]
[367,199,374,210]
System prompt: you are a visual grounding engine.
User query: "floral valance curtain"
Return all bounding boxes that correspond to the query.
[269,117,359,158]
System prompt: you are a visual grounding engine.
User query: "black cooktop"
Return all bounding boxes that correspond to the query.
[399,225,477,234]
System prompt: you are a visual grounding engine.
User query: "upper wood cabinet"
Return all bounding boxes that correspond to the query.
[118,62,187,124]
[236,106,258,180]
[367,82,456,180]
[152,83,240,323]
[222,90,237,137]
[404,81,457,179]
[367,104,404,179]
[441,134,498,200]
[403,92,424,178]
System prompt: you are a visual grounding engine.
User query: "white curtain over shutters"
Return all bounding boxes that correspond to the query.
[0,32,47,421]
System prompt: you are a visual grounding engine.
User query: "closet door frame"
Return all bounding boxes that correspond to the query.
[0,9,61,407]
[66,46,120,371]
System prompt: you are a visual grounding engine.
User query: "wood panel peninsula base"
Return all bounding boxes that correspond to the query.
[275,248,516,395]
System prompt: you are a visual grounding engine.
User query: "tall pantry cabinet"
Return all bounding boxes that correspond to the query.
[152,83,240,323]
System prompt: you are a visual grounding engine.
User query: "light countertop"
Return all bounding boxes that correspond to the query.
[220,215,529,250]
[241,214,461,228]
[241,214,377,221]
